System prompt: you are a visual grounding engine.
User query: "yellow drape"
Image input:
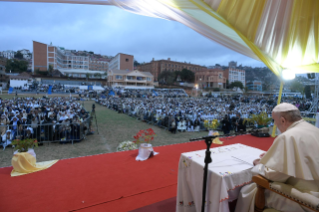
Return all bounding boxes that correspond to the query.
[217,0,266,42]
[281,0,319,71]
[271,82,284,137]
[11,152,58,177]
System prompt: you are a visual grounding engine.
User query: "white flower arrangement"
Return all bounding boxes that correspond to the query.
[117,141,138,152]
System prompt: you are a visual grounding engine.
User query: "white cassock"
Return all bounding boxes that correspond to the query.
[235,120,319,212]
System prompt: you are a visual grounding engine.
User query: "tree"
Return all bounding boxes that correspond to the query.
[180,69,195,82]
[158,70,175,85]
[86,73,90,81]
[229,81,244,90]
[14,51,23,59]
[6,59,28,73]
[89,51,94,54]
[134,60,140,66]
[48,64,53,76]
[289,79,304,93]
[304,85,311,99]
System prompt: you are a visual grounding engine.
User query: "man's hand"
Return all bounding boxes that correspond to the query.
[253,159,260,166]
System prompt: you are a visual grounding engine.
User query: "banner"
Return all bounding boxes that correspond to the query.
[48,85,52,95]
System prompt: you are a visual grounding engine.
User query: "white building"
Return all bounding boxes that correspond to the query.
[228,68,245,86]
[2,50,15,59]
[9,72,32,88]
[19,49,32,59]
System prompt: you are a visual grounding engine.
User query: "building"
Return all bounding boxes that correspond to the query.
[137,58,205,81]
[9,72,32,88]
[107,69,154,89]
[32,41,109,74]
[247,80,262,91]
[89,58,109,71]
[228,61,237,69]
[19,49,32,60]
[108,53,134,71]
[224,68,246,86]
[2,50,15,59]
[195,69,226,89]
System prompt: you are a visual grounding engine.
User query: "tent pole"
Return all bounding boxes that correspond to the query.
[271,82,284,137]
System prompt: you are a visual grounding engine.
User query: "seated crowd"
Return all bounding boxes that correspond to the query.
[97,96,274,134]
[108,87,188,98]
[0,97,90,150]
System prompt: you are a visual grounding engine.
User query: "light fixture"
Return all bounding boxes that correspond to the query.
[282,69,295,80]
[195,84,198,89]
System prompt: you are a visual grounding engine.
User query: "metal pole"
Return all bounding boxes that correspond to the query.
[201,137,213,212]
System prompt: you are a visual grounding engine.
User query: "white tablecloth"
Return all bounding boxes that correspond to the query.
[176,143,265,212]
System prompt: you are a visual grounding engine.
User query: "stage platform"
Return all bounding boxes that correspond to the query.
[0,135,274,212]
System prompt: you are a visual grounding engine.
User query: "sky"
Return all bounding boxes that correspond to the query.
[0,2,266,68]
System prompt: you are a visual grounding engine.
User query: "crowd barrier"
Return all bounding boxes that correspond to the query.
[0,117,91,150]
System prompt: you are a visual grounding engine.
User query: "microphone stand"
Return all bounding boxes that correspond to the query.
[189,135,218,212]
[189,131,250,212]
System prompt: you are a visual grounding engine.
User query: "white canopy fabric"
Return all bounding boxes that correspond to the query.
[3,0,318,78]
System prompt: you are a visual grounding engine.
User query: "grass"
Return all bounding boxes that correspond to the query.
[0,100,208,167]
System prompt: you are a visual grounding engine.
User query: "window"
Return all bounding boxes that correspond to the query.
[147,77,151,81]
[127,76,133,80]
[116,75,122,80]
[126,58,129,62]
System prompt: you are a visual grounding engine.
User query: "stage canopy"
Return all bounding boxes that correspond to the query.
[3,0,319,79]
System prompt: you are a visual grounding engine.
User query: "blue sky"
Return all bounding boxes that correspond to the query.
[0,2,266,67]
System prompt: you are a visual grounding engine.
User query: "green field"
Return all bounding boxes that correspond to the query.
[0,100,208,167]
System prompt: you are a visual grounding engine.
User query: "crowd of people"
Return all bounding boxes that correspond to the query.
[0,96,91,150]
[107,87,188,98]
[97,95,276,134]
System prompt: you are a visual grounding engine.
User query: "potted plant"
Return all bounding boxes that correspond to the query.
[203,119,223,144]
[204,119,220,135]
[11,138,38,158]
[133,128,157,161]
[244,112,272,128]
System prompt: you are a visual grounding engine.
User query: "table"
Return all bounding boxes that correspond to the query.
[176,143,265,212]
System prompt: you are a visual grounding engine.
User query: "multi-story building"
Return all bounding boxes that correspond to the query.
[2,50,15,59]
[247,80,262,91]
[89,58,109,71]
[107,69,154,88]
[109,53,134,71]
[195,69,226,89]
[33,41,108,78]
[224,68,246,86]
[19,49,32,60]
[137,58,206,81]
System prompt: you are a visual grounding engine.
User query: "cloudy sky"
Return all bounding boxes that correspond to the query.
[0,2,266,68]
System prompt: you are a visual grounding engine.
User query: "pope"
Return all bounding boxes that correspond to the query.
[235,103,319,212]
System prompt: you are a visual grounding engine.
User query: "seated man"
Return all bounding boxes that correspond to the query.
[235,103,319,212]
[235,112,246,133]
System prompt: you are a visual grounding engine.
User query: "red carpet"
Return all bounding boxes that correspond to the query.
[0,135,274,212]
